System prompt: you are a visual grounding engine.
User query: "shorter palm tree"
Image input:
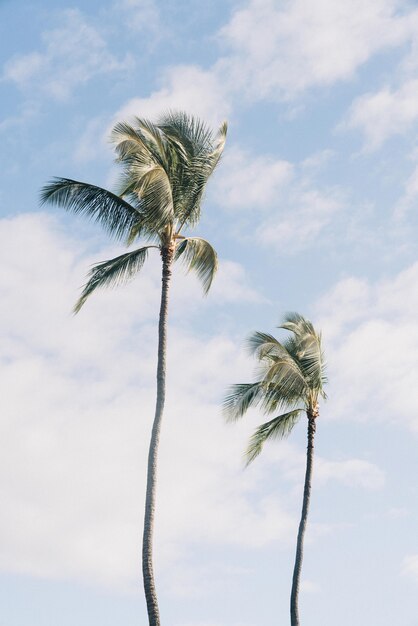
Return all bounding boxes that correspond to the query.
[223,313,327,626]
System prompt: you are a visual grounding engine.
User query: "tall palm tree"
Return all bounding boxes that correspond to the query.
[41,112,227,626]
[223,313,327,626]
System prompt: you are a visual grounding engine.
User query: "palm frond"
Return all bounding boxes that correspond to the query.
[111,120,168,172]
[110,113,227,237]
[173,117,228,230]
[112,120,181,234]
[40,178,140,241]
[280,312,318,345]
[174,237,218,293]
[74,246,150,313]
[248,331,289,361]
[258,367,308,414]
[246,329,308,412]
[281,313,327,396]
[225,313,327,466]
[245,409,303,465]
[223,382,264,422]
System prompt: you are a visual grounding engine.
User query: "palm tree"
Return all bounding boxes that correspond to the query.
[41,112,227,626]
[223,313,327,626]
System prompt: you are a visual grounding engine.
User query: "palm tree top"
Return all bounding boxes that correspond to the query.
[41,111,227,244]
[223,312,327,464]
[111,111,227,242]
[40,111,227,308]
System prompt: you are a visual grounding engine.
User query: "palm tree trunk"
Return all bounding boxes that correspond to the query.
[290,410,317,626]
[142,245,174,626]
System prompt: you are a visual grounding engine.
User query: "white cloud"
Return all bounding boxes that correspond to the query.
[315,459,385,489]
[73,116,110,164]
[206,260,266,304]
[387,506,408,519]
[316,262,418,431]
[0,213,382,593]
[300,579,321,594]
[177,622,252,626]
[258,441,384,491]
[256,186,343,252]
[114,0,160,34]
[112,65,230,130]
[0,213,283,591]
[214,146,294,211]
[219,0,412,100]
[402,554,418,583]
[2,9,133,101]
[394,153,418,217]
[213,144,344,253]
[343,79,418,150]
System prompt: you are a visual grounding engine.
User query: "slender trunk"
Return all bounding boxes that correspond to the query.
[142,245,174,626]
[290,408,318,626]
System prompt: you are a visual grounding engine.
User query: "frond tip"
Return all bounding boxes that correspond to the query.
[223,382,263,422]
[40,178,139,241]
[174,237,218,293]
[74,246,150,313]
[245,409,302,465]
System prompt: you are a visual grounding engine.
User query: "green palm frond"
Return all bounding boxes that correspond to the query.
[247,330,308,410]
[110,113,226,237]
[279,312,316,337]
[225,313,327,460]
[111,120,169,172]
[158,111,213,157]
[223,382,264,422]
[174,236,218,293]
[74,246,151,313]
[245,409,303,465]
[247,331,283,359]
[258,368,308,414]
[40,178,140,241]
[281,313,327,397]
[173,118,228,230]
[133,168,174,233]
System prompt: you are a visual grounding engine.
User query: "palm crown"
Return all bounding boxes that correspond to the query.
[41,111,227,310]
[224,313,327,464]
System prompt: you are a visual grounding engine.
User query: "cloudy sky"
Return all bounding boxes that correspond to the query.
[1,0,418,624]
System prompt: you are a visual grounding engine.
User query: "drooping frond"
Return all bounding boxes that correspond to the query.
[74,246,150,313]
[280,312,316,338]
[174,237,218,293]
[111,120,170,172]
[247,330,308,412]
[223,382,264,422]
[245,409,303,465]
[40,178,139,241]
[247,331,284,360]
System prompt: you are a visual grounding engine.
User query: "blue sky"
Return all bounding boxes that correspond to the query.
[1,1,418,625]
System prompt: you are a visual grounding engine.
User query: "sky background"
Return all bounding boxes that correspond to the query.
[1,0,418,625]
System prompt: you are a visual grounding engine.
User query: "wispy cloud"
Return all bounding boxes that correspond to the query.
[214,144,345,253]
[218,0,413,101]
[2,9,133,101]
[111,64,230,130]
[316,262,418,431]
[342,79,418,150]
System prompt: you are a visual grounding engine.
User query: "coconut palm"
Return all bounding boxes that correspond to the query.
[223,313,327,626]
[41,112,227,626]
